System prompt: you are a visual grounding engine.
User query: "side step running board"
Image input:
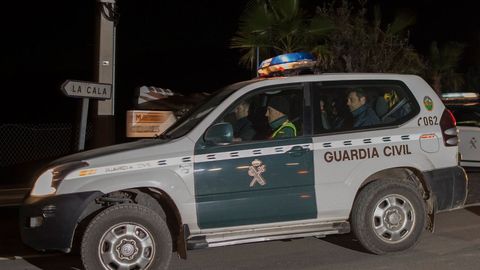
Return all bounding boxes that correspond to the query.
[187,221,350,250]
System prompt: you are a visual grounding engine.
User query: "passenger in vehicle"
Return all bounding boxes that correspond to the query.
[346,88,381,128]
[232,100,256,142]
[330,99,350,129]
[318,98,332,130]
[376,89,412,123]
[265,96,297,138]
[315,96,351,133]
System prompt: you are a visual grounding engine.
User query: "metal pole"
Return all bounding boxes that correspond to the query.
[92,0,117,148]
[97,3,115,116]
[78,98,89,151]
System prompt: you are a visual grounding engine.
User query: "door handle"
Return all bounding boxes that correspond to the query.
[287,146,308,157]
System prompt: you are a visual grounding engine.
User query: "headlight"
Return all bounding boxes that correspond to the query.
[31,169,56,197]
[30,161,89,197]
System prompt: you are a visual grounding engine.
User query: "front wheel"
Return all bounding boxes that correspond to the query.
[351,179,426,254]
[81,204,172,270]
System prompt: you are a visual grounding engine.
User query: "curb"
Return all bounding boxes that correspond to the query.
[0,253,60,261]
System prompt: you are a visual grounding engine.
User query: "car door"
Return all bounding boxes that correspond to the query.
[452,107,480,167]
[193,84,317,229]
[310,80,421,219]
[450,106,480,205]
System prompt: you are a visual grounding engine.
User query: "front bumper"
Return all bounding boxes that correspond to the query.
[20,191,102,252]
[422,165,467,212]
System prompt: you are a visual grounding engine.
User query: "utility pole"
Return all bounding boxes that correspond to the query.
[92,0,117,148]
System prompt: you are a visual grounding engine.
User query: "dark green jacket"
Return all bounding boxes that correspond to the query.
[270,116,297,138]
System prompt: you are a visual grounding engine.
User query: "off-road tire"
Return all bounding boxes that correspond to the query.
[81,204,172,270]
[351,179,426,254]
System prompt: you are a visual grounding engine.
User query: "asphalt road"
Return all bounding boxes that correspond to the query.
[2,206,480,270]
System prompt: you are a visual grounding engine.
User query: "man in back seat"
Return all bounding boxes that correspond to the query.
[346,88,381,128]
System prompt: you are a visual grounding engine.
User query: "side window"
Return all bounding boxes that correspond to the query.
[312,80,418,134]
[218,86,304,143]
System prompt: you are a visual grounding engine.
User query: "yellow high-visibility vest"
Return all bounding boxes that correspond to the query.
[271,120,297,138]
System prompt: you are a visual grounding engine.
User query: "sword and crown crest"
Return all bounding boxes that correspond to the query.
[248,159,266,187]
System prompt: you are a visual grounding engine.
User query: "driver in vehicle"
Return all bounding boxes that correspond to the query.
[232,100,256,142]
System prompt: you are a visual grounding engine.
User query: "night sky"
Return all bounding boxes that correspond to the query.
[1,0,478,125]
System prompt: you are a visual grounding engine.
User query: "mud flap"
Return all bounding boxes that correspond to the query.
[465,167,480,206]
[177,224,189,259]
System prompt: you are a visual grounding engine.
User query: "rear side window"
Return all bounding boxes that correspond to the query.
[311,80,419,134]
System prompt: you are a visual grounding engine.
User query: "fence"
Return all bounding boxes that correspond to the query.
[0,123,96,189]
[0,123,94,202]
[0,123,94,167]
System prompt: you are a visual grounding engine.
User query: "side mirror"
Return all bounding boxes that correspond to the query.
[204,122,233,145]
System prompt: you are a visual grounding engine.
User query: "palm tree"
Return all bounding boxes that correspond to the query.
[315,1,424,74]
[231,0,424,76]
[426,41,465,95]
[230,0,334,71]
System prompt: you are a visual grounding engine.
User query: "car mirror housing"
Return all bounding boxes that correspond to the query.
[204,122,233,145]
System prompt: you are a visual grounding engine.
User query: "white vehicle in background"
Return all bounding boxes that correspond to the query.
[441,92,480,205]
[441,92,480,168]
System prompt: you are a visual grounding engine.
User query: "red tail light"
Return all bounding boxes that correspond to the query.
[440,109,458,146]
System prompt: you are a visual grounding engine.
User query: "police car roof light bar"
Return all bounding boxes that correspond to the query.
[257,52,316,78]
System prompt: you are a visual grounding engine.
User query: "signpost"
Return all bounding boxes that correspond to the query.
[61,80,112,100]
[61,80,112,151]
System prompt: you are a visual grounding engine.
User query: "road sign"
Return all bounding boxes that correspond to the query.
[61,80,112,100]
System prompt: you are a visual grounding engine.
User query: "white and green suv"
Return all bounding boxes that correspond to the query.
[21,73,467,270]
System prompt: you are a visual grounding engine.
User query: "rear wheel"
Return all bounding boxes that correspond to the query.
[351,179,426,254]
[81,204,172,270]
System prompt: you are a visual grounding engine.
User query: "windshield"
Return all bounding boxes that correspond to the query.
[161,80,258,139]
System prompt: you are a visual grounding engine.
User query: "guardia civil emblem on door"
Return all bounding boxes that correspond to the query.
[471,137,477,149]
[248,159,266,187]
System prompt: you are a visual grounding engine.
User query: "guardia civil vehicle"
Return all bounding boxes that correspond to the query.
[441,92,480,205]
[441,92,480,168]
[21,53,468,270]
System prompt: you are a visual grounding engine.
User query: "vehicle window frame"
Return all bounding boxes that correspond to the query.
[309,80,421,136]
[161,81,254,139]
[199,83,308,146]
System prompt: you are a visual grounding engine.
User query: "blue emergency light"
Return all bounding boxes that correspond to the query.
[257,52,316,77]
